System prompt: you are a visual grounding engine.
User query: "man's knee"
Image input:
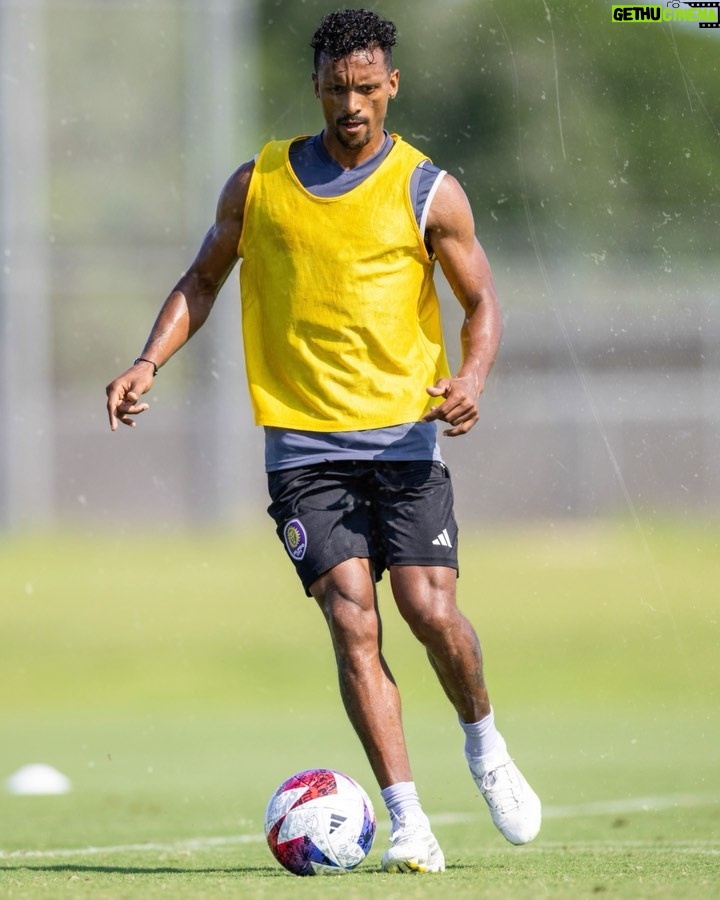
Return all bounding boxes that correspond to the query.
[311,559,379,648]
[409,597,462,644]
[390,565,460,637]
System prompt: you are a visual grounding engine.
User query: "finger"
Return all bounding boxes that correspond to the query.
[120,402,150,419]
[424,395,469,424]
[441,395,469,418]
[110,400,150,429]
[106,390,122,431]
[116,409,149,428]
[426,381,450,398]
[423,403,454,423]
[442,415,478,437]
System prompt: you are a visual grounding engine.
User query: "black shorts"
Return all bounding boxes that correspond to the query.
[266,460,459,595]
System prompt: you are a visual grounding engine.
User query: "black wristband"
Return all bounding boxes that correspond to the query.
[134,357,158,377]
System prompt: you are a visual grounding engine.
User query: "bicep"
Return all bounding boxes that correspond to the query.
[426,175,497,315]
[181,161,253,295]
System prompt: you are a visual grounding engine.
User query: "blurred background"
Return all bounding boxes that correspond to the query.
[0,0,718,532]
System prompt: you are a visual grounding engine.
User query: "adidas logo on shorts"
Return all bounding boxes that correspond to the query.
[432,528,453,548]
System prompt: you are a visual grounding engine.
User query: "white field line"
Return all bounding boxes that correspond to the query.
[540,790,720,820]
[429,790,720,829]
[0,834,264,861]
[2,791,720,861]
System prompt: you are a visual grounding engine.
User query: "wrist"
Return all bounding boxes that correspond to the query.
[133,357,158,377]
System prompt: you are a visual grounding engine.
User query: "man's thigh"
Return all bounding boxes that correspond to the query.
[266,463,378,595]
[373,461,459,572]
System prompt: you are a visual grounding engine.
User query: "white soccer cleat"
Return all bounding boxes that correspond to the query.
[380,818,445,873]
[470,751,542,845]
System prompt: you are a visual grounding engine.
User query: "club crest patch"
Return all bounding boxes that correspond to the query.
[283,518,307,561]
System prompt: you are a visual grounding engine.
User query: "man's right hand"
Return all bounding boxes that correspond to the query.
[105,363,154,431]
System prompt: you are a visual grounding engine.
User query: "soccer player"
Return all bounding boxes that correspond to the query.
[106,8,541,873]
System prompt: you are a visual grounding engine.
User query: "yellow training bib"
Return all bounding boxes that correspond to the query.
[238,135,450,431]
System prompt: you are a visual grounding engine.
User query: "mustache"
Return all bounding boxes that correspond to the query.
[337,116,368,126]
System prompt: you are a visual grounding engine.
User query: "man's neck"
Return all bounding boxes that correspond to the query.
[320,128,390,170]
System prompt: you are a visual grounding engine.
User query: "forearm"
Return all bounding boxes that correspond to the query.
[457,289,503,393]
[138,274,217,370]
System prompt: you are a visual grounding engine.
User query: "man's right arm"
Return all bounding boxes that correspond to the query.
[106,160,254,431]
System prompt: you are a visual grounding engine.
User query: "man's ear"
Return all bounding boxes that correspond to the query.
[389,68,400,100]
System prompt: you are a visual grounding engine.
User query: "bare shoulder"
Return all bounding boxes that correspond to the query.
[426,172,476,242]
[217,159,255,224]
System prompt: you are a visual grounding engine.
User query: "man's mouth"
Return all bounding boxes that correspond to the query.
[339,119,366,132]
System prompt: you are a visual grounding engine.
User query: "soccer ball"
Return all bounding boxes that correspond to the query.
[264,768,376,876]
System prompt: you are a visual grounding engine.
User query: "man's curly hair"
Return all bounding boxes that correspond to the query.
[311,9,397,71]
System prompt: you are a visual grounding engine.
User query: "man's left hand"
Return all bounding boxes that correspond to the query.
[422,376,481,436]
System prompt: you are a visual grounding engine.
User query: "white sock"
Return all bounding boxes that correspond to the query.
[460,708,506,761]
[380,781,429,832]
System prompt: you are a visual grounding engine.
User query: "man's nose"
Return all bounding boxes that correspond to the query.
[342,90,362,113]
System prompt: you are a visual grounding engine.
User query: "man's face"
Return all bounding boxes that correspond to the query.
[313,47,399,165]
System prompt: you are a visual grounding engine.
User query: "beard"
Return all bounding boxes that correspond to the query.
[334,118,373,152]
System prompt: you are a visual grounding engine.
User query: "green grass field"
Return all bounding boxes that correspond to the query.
[1,521,719,897]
